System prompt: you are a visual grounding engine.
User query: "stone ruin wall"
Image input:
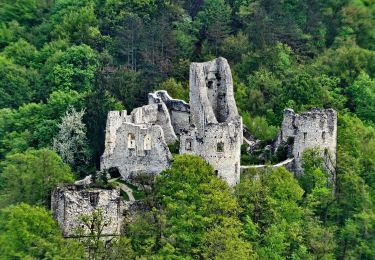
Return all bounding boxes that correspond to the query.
[148,90,190,135]
[101,98,177,182]
[276,108,337,176]
[51,186,123,237]
[101,122,172,182]
[180,121,242,186]
[130,103,177,144]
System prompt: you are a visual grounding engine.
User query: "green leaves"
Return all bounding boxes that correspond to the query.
[349,71,375,123]
[0,56,37,108]
[44,44,98,93]
[128,155,253,258]
[0,148,74,207]
[0,203,84,259]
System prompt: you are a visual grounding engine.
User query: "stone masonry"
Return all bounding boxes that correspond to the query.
[275,108,337,176]
[148,90,190,135]
[101,109,172,182]
[52,58,339,238]
[179,57,243,186]
[51,185,123,237]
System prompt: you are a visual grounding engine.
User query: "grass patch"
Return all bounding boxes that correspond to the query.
[120,189,129,201]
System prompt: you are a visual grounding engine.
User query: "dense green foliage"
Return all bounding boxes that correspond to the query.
[0,0,374,258]
[0,148,74,208]
[126,155,254,259]
[0,203,85,259]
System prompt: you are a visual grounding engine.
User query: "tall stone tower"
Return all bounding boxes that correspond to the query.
[180,57,243,186]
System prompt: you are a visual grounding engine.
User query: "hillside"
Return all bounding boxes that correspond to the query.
[0,0,374,259]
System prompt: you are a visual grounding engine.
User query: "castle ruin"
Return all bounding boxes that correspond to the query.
[179,58,243,186]
[99,57,337,186]
[51,185,123,237]
[52,57,338,237]
[101,57,243,186]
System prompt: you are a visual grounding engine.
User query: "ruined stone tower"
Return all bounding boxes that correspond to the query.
[180,57,243,186]
[275,108,337,176]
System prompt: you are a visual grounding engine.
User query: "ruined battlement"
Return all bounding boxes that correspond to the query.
[148,90,190,113]
[148,90,190,135]
[101,121,172,182]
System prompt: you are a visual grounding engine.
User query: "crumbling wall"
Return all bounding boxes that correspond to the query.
[148,90,190,135]
[276,108,337,175]
[180,121,242,186]
[103,110,128,155]
[101,122,172,181]
[51,186,123,237]
[130,103,177,144]
[180,57,243,186]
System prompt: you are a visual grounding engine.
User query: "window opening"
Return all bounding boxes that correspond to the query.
[128,133,136,149]
[217,142,224,152]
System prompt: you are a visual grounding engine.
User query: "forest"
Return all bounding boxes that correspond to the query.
[0,0,374,259]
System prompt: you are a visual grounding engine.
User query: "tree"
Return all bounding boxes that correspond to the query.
[0,0,45,26]
[84,88,123,169]
[0,90,84,158]
[349,71,375,123]
[338,210,375,259]
[1,38,38,67]
[300,148,330,194]
[151,155,252,258]
[196,0,232,56]
[156,78,189,101]
[52,1,103,47]
[0,148,74,207]
[0,56,38,108]
[0,203,84,259]
[235,167,329,258]
[43,44,98,96]
[75,209,135,260]
[53,107,91,177]
[202,219,253,259]
[95,66,146,110]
